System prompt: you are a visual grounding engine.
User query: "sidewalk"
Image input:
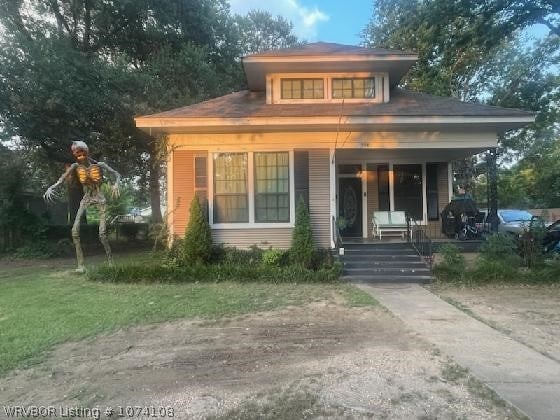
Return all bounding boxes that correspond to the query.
[358,283,560,420]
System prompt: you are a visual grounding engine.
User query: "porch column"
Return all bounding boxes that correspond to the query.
[329,149,336,248]
[488,148,499,233]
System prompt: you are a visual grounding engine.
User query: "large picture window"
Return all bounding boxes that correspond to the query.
[254,152,290,222]
[332,78,375,99]
[213,153,248,223]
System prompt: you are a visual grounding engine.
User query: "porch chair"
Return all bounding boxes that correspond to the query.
[372,210,408,239]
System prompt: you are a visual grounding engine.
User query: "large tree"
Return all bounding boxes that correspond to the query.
[0,1,302,224]
[362,0,559,206]
[0,0,243,224]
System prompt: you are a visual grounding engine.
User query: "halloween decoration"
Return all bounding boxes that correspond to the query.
[44,141,121,272]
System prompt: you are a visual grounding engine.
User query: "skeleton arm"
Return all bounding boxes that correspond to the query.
[98,162,122,197]
[44,163,78,202]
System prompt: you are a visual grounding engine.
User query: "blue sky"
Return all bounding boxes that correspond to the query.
[228,0,549,46]
[229,0,373,45]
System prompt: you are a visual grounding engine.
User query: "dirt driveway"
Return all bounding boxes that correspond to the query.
[434,284,560,363]
[0,300,521,419]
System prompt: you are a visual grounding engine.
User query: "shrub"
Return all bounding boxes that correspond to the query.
[290,197,314,267]
[262,248,287,267]
[470,258,520,283]
[220,245,263,265]
[433,244,466,282]
[88,261,341,284]
[310,248,335,270]
[480,233,519,261]
[182,195,212,264]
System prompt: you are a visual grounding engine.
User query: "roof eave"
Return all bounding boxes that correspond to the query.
[135,115,535,134]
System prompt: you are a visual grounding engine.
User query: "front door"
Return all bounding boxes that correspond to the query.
[338,177,362,237]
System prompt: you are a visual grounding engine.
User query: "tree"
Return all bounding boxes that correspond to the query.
[183,195,212,264]
[0,0,243,224]
[362,0,559,204]
[234,10,301,55]
[290,197,314,267]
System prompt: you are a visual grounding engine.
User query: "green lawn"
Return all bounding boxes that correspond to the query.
[0,254,375,375]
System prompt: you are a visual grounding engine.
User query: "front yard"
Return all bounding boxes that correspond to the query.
[0,254,525,419]
[434,284,560,362]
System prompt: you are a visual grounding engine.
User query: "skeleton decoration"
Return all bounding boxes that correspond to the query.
[44,141,121,272]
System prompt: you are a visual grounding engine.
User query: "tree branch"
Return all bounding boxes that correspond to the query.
[539,17,560,38]
[48,0,74,38]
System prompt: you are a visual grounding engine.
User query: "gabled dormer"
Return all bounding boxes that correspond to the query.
[242,42,418,105]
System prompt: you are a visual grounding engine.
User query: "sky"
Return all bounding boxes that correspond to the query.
[228,0,550,46]
[228,0,374,45]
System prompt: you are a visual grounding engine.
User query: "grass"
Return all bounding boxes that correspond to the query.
[441,361,529,420]
[0,253,374,376]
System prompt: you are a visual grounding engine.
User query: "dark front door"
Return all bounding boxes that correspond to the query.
[339,177,362,237]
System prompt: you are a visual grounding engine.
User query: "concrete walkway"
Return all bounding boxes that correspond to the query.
[358,283,560,420]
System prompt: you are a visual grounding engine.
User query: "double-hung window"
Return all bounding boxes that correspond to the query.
[213,153,248,223]
[212,152,291,225]
[254,152,290,222]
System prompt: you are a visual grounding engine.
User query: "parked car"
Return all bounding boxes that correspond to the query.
[487,209,552,237]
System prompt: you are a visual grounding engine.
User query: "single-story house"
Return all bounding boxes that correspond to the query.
[135,42,535,249]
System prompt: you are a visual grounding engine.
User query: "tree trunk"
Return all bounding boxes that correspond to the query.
[148,149,163,224]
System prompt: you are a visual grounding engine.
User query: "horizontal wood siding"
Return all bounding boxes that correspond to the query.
[294,150,309,207]
[212,228,292,249]
[173,150,206,237]
[309,150,331,248]
[366,164,379,238]
[438,162,450,216]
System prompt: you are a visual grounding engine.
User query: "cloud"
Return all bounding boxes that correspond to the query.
[229,0,330,41]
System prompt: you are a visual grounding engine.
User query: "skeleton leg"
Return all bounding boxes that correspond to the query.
[72,197,88,272]
[97,197,113,265]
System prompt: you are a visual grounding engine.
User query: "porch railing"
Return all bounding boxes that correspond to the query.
[407,216,434,270]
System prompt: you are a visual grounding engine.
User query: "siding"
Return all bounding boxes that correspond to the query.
[172,150,207,237]
[366,163,379,238]
[294,150,309,207]
[309,150,331,248]
[212,228,292,249]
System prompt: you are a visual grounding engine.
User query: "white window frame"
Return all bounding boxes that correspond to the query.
[209,150,295,229]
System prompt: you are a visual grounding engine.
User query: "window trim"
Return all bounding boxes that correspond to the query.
[208,150,295,229]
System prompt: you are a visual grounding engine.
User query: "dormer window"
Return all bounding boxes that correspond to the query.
[269,73,387,104]
[281,79,324,99]
[332,78,375,99]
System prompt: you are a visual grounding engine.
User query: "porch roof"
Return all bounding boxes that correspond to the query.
[135,88,535,134]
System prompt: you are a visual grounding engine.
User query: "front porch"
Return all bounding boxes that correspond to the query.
[330,147,496,246]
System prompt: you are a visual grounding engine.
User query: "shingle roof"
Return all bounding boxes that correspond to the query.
[138,88,534,120]
[244,42,416,58]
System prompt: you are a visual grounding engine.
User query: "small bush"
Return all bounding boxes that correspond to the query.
[480,233,519,261]
[220,245,263,265]
[433,244,466,282]
[310,248,335,270]
[262,248,287,267]
[291,197,314,267]
[182,196,212,264]
[470,258,520,283]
